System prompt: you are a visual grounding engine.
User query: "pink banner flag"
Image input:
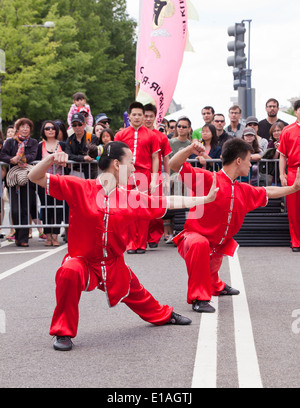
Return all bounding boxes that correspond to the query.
[136,0,188,124]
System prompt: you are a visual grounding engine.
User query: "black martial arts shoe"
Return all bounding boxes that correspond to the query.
[136,248,146,254]
[53,336,73,351]
[292,247,300,252]
[148,242,158,248]
[127,250,137,254]
[219,283,240,296]
[167,311,192,325]
[192,300,215,313]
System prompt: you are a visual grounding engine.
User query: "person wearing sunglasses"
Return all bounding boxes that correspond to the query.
[213,114,232,149]
[94,113,112,129]
[169,117,192,166]
[36,121,67,246]
[65,113,98,179]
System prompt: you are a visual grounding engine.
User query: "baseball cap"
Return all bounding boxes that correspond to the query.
[71,113,85,124]
[246,116,259,125]
[95,113,111,125]
[77,106,90,114]
[242,127,256,137]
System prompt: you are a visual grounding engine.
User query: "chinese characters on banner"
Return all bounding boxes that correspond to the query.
[135,0,189,124]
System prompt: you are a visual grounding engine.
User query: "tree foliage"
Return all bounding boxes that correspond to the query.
[0,0,137,133]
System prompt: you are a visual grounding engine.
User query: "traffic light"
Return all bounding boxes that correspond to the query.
[233,68,247,91]
[227,23,247,70]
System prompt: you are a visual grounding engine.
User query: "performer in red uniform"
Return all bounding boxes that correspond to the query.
[115,102,160,254]
[169,138,300,313]
[278,100,300,251]
[143,103,172,248]
[28,141,219,351]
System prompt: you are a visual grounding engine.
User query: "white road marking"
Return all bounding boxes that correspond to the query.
[229,253,263,388]
[192,253,263,388]
[0,240,14,248]
[0,249,55,255]
[191,297,218,388]
[0,244,67,281]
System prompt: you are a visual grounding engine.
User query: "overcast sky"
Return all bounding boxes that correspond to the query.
[126,0,300,128]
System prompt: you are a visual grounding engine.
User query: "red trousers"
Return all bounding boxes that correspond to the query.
[286,169,300,247]
[49,257,173,338]
[148,218,164,244]
[176,232,225,303]
[126,219,149,251]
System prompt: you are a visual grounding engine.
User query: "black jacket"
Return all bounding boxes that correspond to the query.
[0,137,38,164]
[65,132,98,162]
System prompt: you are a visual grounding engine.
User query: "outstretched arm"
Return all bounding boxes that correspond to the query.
[266,167,300,199]
[28,152,68,188]
[167,172,219,209]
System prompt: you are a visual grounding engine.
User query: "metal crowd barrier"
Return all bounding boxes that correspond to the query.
[187,158,281,186]
[0,161,100,230]
[0,158,282,231]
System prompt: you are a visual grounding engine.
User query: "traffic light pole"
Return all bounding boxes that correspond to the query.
[227,19,255,120]
[241,19,254,119]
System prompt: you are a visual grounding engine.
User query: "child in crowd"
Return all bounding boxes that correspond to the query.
[67,92,93,129]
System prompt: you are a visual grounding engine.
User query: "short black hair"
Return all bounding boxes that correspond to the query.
[265,98,279,107]
[221,138,253,166]
[202,106,215,114]
[128,101,145,114]
[144,103,157,116]
[294,99,300,111]
[177,116,191,127]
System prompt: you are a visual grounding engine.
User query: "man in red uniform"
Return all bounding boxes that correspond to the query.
[278,99,300,251]
[143,103,172,248]
[115,102,160,254]
[170,138,300,313]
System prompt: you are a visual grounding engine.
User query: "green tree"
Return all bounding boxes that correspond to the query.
[0,0,137,133]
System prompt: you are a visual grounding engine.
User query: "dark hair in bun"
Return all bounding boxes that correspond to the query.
[88,141,130,171]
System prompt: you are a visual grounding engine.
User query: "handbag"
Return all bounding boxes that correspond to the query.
[6,164,33,187]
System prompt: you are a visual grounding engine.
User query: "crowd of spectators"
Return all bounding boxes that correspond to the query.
[0,94,298,249]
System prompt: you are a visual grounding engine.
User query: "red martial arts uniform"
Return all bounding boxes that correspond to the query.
[278,122,300,247]
[46,174,172,338]
[173,163,268,303]
[148,129,172,245]
[115,126,161,250]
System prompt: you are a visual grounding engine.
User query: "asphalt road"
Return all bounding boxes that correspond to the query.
[0,234,299,391]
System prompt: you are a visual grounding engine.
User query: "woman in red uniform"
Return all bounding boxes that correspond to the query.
[28,141,219,351]
[170,138,300,313]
